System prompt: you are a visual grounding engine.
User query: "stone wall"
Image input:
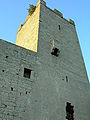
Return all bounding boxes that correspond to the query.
[0,39,37,120]
[16,0,41,52]
[0,0,90,120]
[0,37,90,119]
[38,2,88,83]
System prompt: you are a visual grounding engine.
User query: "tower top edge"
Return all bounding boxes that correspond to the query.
[37,0,75,26]
[17,0,75,33]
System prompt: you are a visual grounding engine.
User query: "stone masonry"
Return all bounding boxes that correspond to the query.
[0,0,90,120]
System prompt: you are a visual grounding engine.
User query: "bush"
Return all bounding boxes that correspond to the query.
[28,4,36,16]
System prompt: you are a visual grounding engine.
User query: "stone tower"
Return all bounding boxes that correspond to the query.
[0,0,90,120]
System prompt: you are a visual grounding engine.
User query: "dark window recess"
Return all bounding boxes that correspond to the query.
[2,70,5,72]
[4,104,7,107]
[24,68,31,79]
[39,20,42,22]
[11,87,13,91]
[66,76,68,82]
[66,102,74,120]
[6,56,8,58]
[51,47,59,57]
[59,25,60,30]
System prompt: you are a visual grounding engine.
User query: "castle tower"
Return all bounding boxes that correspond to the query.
[0,0,90,120]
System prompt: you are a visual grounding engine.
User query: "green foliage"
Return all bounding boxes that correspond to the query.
[28,4,36,16]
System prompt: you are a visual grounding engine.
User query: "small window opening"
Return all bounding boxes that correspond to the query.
[4,104,7,107]
[66,76,68,82]
[51,47,59,57]
[11,87,13,91]
[66,102,74,120]
[2,70,5,72]
[26,91,27,94]
[7,113,9,115]
[6,56,8,58]
[59,25,60,30]
[24,68,31,79]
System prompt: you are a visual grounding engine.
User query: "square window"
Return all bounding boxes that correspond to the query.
[51,47,59,57]
[24,68,31,79]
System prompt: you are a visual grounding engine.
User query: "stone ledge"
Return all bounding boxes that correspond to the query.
[68,18,75,26]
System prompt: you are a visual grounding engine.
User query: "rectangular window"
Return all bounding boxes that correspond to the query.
[66,102,74,120]
[59,25,60,30]
[24,68,31,79]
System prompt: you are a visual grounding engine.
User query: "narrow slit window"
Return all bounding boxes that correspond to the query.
[11,87,13,91]
[59,25,60,30]
[66,76,68,82]
[24,68,31,79]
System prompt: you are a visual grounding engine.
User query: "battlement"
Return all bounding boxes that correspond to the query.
[68,18,75,26]
[17,0,75,34]
[37,0,75,26]
[54,9,63,18]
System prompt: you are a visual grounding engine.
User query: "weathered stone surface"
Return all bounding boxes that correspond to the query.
[0,0,90,120]
[16,0,40,52]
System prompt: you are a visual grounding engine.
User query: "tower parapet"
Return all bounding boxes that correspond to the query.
[16,0,75,52]
[68,18,75,26]
[54,9,63,18]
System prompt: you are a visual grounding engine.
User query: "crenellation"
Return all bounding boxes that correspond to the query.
[54,9,63,18]
[16,1,75,36]
[68,18,75,26]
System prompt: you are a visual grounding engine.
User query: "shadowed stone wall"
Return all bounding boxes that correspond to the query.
[0,0,90,120]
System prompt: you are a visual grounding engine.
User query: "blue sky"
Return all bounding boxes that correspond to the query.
[0,0,90,82]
